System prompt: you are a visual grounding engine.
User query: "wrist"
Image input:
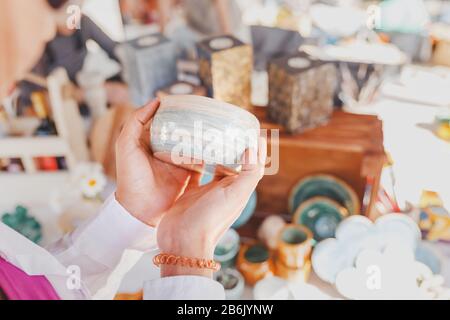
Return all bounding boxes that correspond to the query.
[115,192,160,227]
[160,264,214,279]
[158,243,216,279]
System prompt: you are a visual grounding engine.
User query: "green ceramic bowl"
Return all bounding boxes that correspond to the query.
[293,197,349,241]
[289,174,360,215]
[244,244,270,263]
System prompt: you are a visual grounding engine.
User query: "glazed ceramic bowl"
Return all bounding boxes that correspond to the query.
[214,269,245,300]
[214,229,241,269]
[237,243,274,286]
[277,224,313,269]
[293,196,349,241]
[151,95,260,175]
[288,174,360,215]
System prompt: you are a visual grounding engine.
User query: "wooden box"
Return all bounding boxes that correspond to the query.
[197,35,253,109]
[239,107,385,237]
[268,53,337,133]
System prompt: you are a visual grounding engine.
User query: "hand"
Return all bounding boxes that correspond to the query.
[157,138,267,278]
[115,99,195,227]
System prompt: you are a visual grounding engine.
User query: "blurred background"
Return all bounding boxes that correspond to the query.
[0,0,449,300]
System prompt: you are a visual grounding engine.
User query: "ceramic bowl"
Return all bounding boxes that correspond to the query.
[293,196,349,241]
[214,229,240,269]
[214,269,245,300]
[288,174,360,215]
[277,224,313,269]
[237,242,274,286]
[151,95,260,175]
[312,213,422,284]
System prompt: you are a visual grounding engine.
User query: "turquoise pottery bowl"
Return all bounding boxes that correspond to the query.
[289,174,360,216]
[293,197,349,241]
[214,229,240,269]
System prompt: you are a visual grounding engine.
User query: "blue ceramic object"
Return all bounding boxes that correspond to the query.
[214,229,240,269]
[201,173,257,229]
[289,174,360,215]
[293,197,348,241]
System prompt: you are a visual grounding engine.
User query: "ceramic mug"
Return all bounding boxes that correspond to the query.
[277,224,313,269]
[151,95,260,175]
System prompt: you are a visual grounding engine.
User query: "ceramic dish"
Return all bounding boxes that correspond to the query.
[214,228,241,269]
[237,243,274,285]
[293,196,349,241]
[214,269,245,300]
[288,174,360,215]
[312,214,422,284]
[151,95,260,176]
[277,224,313,269]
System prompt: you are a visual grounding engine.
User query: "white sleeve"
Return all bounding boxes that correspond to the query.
[47,195,157,300]
[143,276,225,300]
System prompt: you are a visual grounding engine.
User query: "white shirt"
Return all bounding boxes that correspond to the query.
[0,196,225,300]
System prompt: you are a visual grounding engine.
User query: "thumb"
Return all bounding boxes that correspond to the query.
[121,99,160,144]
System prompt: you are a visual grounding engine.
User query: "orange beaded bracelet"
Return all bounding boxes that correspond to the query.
[153,253,221,272]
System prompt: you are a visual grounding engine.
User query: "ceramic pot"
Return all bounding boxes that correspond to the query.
[237,242,274,286]
[288,174,360,215]
[274,259,312,283]
[214,229,241,269]
[293,196,349,241]
[277,224,313,269]
[151,95,260,175]
[214,269,245,300]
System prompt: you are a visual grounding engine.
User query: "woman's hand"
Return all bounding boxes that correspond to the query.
[115,99,195,227]
[156,138,267,278]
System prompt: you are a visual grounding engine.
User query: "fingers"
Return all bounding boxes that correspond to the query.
[225,135,267,197]
[186,169,204,190]
[120,99,160,146]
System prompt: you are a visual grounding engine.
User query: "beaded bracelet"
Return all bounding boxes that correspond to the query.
[153,253,221,272]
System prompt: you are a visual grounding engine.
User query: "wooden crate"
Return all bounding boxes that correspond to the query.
[239,107,386,237]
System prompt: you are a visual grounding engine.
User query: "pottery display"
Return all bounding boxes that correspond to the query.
[288,174,360,215]
[214,229,241,269]
[197,35,253,109]
[151,95,260,175]
[237,243,274,286]
[293,196,349,241]
[277,224,313,269]
[312,214,422,284]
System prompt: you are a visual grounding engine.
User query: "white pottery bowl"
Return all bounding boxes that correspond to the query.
[151,95,260,175]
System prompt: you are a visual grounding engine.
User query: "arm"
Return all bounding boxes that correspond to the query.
[47,194,225,300]
[82,16,119,62]
[46,195,157,300]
